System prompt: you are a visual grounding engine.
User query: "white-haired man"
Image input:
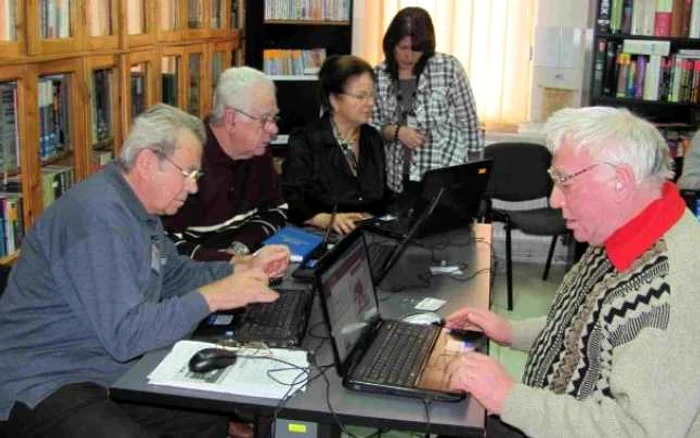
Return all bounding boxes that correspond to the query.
[446,107,700,437]
[0,104,289,437]
[163,66,288,261]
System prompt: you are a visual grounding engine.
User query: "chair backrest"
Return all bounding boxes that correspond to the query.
[484,142,553,202]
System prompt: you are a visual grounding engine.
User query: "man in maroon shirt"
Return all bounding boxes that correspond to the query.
[163,67,287,262]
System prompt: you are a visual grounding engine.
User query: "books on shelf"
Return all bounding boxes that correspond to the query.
[0,82,20,173]
[130,70,147,119]
[0,193,24,257]
[264,0,351,21]
[599,0,700,38]
[593,39,700,103]
[0,0,17,41]
[263,48,326,76]
[41,164,74,208]
[39,74,71,160]
[40,0,71,39]
[92,69,112,145]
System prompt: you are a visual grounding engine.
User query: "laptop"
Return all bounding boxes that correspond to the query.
[364,187,444,285]
[681,189,700,220]
[192,285,314,348]
[361,160,493,239]
[314,229,466,402]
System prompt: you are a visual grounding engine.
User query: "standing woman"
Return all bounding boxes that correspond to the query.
[372,7,484,199]
[281,55,391,235]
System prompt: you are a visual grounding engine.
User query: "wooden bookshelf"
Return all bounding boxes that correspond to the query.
[0,0,243,263]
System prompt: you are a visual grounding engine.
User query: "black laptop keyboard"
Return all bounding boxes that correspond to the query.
[354,321,437,387]
[235,288,312,346]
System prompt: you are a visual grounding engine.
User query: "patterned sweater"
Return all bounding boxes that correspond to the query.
[503,210,700,437]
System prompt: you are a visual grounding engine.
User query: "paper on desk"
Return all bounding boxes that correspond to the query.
[148,340,309,399]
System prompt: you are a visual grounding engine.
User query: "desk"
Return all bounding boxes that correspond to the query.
[111,224,492,437]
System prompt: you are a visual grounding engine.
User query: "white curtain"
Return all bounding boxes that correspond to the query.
[353,0,535,129]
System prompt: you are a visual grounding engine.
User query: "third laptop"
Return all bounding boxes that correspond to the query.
[314,228,466,402]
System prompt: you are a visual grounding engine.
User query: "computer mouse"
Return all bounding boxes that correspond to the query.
[188,348,238,373]
[402,312,444,326]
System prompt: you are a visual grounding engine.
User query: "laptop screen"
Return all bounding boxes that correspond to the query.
[317,232,379,367]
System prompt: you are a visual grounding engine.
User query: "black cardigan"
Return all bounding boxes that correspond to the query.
[281,115,392,224]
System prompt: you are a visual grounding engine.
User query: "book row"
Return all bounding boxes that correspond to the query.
[597,0,700,38]
[0,195,23,258]
[264,0,351,21]
[0,82,20,172]
[0,0,17,41]
[263,48,326,76]
[593,41,700,103]
[39,75,72,160]
[40,0,71,39]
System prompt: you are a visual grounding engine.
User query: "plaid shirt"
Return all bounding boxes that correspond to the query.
[371,53,484,192]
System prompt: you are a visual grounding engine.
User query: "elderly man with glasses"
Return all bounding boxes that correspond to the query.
[445,107,700,438]
[163,66,288,262]
[0,104,289,438]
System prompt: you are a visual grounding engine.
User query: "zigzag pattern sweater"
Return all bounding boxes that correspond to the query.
[502,211,700,437]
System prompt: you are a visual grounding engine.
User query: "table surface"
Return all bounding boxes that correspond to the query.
[111,224,493,437]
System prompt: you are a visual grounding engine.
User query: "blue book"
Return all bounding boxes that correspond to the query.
[262,226,323,262]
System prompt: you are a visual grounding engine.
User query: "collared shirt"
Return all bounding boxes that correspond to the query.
[0,162,231,420]
[281,115,391,223]
[162,116,288,261]
[371,53,484,193]
[605,182,686,271]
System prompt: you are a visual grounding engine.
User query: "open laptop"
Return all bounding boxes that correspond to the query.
[314,229,466,402]
[361,160,493,239]
[192,284,314,348]
[681,189,700,220]
[365,187,444,285]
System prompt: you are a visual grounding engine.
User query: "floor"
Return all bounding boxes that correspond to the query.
[342,259,568,438]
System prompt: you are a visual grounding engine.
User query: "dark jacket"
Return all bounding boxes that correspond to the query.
[281,114,391,224]
[162,117,287,261]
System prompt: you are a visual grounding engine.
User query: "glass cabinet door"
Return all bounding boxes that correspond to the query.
[39,0,72,39]
[130,63,149,119]
[187,0,203,29]
[160,0,178,32]
[86,0,113,37]
[161,56,179,107]
[187,53,202,115]
[211,0,224,29]
[127,0,146,35]
[1,0,18,42]
[90,68,114,169]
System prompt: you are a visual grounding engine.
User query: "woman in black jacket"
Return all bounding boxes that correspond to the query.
[281,55,392,234]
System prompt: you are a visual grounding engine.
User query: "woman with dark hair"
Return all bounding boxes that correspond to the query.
[371,7,484,199]
[281,55,391,234]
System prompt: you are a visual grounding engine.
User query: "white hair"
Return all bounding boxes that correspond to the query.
[211,66,275,125]
[543,106,674,184]
[120,103,205,170]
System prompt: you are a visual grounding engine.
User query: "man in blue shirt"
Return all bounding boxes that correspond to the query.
[0,104,289,437]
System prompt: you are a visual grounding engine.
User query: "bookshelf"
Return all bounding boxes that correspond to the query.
[590,0,700,165]
[245,0,353,149]
[0,0,243,264]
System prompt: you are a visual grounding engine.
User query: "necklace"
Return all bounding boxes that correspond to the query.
[331,118,359,176]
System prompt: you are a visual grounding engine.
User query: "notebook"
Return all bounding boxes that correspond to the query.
[314,229,466,402]
[192,285,314,348]
[364,187,444,285]
[361,160,493,239]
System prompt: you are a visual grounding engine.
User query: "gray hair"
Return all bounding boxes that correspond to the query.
[543,106,673,184]
[120,103,205,170]
[211,66,275,125]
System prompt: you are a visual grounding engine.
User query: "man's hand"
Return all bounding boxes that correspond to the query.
[199,269,278,312]
[231,245,290,278]
[447,352,515,415]
[397,126,425,150]
[445,307,513,346]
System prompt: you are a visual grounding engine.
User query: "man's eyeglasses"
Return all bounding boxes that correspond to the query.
[547,162,614,187]
[156,151,203,181]
[342,92,376,102]
[231,107,280,128]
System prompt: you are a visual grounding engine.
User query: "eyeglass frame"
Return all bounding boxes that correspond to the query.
[341,91,376,102]
[154,150,203,181]
[547,162,615,188]
[229,107,280,128]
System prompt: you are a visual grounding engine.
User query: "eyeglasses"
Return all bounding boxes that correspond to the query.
[342,92,376,102]
[231,107,280,128]
[156,151,203,181]
[547,162,614,187]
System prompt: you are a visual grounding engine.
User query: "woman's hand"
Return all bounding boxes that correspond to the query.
[397,126,425,150]
[306,212,370,235]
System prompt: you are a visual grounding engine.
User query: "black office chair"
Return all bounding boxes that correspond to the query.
[484,142,569,311]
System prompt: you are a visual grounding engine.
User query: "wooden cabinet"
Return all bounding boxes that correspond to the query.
[0,0,243,263]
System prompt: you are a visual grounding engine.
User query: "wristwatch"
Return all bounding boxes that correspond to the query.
[229,241,251,256]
